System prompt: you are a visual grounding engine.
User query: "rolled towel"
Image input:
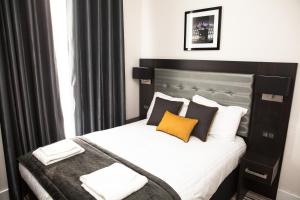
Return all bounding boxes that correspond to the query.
[80,163,148,200]
[33,139,84,165]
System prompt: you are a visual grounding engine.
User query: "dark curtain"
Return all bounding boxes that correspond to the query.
[0,0,65,199]
[72,0,126,135]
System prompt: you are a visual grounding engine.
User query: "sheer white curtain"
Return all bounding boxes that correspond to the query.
[50,0,75,138]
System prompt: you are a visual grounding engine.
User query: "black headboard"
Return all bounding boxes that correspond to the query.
[138,58,297,198]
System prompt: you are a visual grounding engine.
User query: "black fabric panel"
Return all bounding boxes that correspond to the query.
[0,0,65,199]
[72,0,126,135]
[147,97,183,126]
[185,101,218,142]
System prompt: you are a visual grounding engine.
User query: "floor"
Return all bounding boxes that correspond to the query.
[232,192,272,200]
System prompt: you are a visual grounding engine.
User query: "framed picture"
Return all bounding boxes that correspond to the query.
[184,6,222,50]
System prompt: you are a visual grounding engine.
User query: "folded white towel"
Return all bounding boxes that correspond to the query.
[33,139,84,165]
[80,163,148,200]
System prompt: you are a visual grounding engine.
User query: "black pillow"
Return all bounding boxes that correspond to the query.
[147,97,183,126]
[185,101,218,142]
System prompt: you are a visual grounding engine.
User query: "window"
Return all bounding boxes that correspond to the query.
[50,0,75,138]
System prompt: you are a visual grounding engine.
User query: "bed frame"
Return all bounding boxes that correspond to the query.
[139,58,297,199]
[23,59,297,200]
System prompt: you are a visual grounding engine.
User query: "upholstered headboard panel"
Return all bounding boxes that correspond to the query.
[155,68,254,137]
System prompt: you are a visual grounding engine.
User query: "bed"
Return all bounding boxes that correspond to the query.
[19,65,255,200]
[20,119,246,200]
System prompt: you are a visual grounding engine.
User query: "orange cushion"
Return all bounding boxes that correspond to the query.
[156,111,198,142]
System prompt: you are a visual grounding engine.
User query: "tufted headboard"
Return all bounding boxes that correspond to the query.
[155,68,254,137]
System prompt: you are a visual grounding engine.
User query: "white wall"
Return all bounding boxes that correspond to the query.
[124,0,300,198]
[123,0,143,119]
[0,126,9,200]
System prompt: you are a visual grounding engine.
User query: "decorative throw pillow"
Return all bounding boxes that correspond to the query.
[185,101,218,142]
[156,111,198,142]
[147,92,190,117]
[192,95,248,141]
[147,97,183,126]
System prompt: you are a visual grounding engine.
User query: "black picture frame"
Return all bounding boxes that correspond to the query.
[184,6,222,50]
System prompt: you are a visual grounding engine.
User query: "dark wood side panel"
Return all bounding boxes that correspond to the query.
[139,58,297,199]
[140,59,258,74]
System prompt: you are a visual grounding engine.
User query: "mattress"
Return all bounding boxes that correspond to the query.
[19,119,246,200]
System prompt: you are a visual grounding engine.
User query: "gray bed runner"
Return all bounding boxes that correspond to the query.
[19,138,181,200]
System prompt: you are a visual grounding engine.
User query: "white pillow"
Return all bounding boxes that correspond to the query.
[192,95,248,141]
[192,95,219,107]
[147,92,190,118]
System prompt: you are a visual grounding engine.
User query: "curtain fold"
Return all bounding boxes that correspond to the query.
[0,0,65,199]
[72,0,126,135]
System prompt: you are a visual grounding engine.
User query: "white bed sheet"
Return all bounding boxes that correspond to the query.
[19,119,246,200]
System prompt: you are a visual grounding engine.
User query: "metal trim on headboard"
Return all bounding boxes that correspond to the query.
[155,68,254,137]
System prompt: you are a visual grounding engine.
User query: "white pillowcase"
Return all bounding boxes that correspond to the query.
[147,92,190,118]
[192,95,248,141]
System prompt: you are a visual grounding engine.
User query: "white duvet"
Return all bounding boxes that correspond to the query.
[19,119,246,200]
